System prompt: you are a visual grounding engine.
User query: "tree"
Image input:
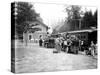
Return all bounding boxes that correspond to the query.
[66,5,81,20]
[16,2,39,24]
[52,5,82,34]
[93,10,97,27]
[82,10,97,29]
[65,5,82,30]
[14,2,40,39]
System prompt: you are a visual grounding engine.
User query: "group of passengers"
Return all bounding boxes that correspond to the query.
[39,34,97,56]
[55,35,74,53]
[54,34,97,56]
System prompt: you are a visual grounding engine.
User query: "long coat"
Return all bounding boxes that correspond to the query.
[55,38,61,52]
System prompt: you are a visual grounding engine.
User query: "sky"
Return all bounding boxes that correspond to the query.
[33,3,97,33]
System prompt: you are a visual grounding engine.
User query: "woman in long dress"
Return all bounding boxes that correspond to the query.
[55,38,61,53]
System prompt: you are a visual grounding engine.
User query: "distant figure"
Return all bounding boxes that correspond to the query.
[95,43,97,55]
[66,38,72,53]
[63,39,68,52]
[80,41,84,51]
[39,35,43,46]
[90,41,95,56]
[55,37,61,53]
[59,37,63,51]
[79,40,81,51]
[60,37,64,51]
[71,38,79,54]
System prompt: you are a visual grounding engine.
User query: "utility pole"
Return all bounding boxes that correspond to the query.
[72,19,82,30]
[79,19,81,30]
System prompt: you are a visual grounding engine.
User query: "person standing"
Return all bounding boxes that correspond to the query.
[90,41,95,56]
[59,37,63,52]
[61,37,64,51]
[63,39,68,52]
[80,41,84,51]
[55,37,61,53]
[67,38,72,53]
[39,35,43,46]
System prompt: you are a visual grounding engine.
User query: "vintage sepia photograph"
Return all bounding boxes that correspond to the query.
[11,2,97,73]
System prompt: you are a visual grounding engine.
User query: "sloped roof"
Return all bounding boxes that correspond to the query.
[60,28,97,34]
[25,20,48,28]
[36,20,48,28]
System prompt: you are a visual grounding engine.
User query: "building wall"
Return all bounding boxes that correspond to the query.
[23,22,48,43]
[71,32,88,41]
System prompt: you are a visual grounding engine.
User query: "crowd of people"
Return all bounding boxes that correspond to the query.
[39,34,97,56]
[54,35,78,54]
[54,34,97,56]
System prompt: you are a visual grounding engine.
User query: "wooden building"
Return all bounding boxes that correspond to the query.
[23,20,48,43]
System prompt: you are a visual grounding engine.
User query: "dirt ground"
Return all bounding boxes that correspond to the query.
[15,42,97,73]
